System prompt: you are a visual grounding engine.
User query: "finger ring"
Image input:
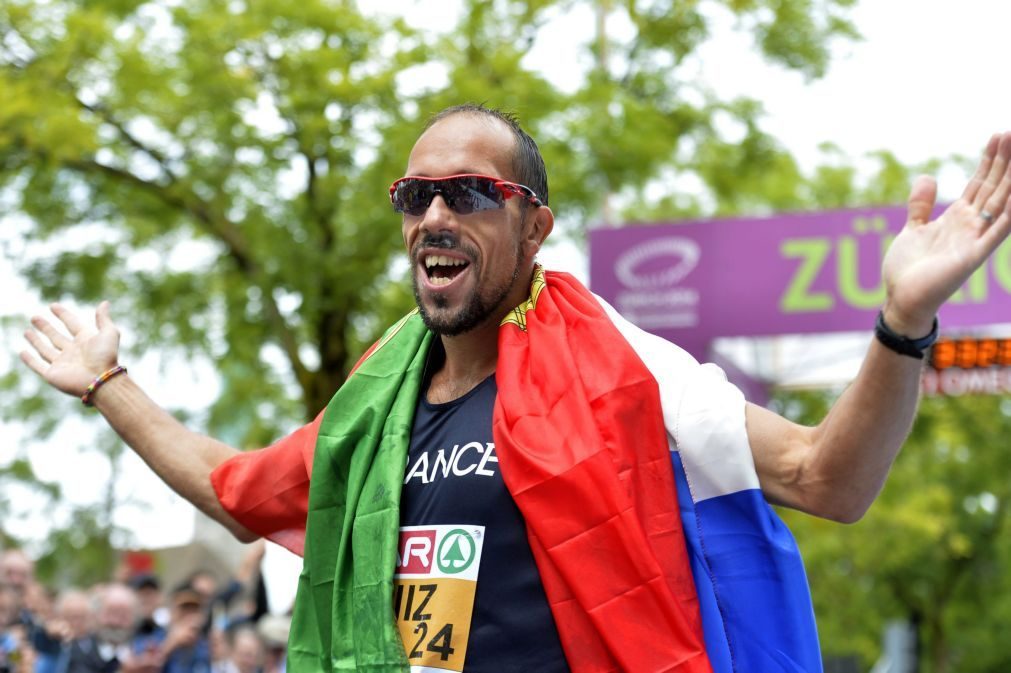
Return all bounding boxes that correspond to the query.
[980,210,995,224]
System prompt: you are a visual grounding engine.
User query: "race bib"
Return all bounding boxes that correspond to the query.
[394,525,485,673]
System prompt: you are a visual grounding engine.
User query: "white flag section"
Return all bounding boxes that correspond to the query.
[595,293,823,673]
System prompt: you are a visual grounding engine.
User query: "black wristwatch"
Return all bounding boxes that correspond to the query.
[874,310,939,360]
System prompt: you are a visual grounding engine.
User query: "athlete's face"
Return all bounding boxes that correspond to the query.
[401,115,541,336]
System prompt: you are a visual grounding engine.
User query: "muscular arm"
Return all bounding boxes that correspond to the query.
[750,131,1011,523]
[90,374,256,541]
[748,337,923,523]
[21,302,256,542]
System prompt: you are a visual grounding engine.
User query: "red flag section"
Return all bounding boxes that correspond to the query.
[494,270,712,673]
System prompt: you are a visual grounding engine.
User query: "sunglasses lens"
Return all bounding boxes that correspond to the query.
[393,177,506,216]
[444,177,504,214]
[392,180,432,216]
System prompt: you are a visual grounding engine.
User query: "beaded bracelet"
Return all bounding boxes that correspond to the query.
[81,365,127,406]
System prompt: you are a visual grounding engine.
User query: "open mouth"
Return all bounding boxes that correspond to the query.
[423,254,470,287]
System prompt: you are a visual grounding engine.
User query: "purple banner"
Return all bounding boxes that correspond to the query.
[590,205,1011,360]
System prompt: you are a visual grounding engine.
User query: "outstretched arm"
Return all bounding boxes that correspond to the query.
[20,302,256,541]
[750,131,1011,522]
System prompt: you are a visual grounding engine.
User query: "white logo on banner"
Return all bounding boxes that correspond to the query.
[615,237,700,288]
[613,237,701,329]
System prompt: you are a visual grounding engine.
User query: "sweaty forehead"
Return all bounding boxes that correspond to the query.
[405,114,517,179]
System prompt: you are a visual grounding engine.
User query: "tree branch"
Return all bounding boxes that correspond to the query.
[76,98,179,182]
[298,140,335,250]
[60,156,313,394]
[241,45,338,251]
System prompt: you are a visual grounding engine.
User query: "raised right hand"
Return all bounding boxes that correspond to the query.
[162,613,203,653]
[20,301,121,397]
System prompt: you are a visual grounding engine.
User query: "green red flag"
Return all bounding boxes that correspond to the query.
[225,270,713,672]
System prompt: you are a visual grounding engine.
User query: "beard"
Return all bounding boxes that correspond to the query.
[96,625,133,646]
[411,232,523,337]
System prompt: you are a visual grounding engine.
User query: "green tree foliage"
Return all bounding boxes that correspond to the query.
[780,392,1011,673]
[0,456,60,549]
[0,0,860,443]
[7,2,1004,669]
[0,430,126,587]
[31,436,129,588]
[34,505,122,588]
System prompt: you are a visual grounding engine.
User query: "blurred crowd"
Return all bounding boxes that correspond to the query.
[0,544,290,673]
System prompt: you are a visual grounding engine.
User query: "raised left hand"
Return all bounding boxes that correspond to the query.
[882,131,1011,336]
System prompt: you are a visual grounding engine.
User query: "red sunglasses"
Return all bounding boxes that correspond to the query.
[389,173,542,216]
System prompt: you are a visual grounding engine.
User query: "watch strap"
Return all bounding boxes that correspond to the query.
[874,310,939,360]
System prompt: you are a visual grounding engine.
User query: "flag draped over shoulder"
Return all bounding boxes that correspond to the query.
[494,270,711,672]
[287,312,431,672]
[593,294,823,673]
[212,267,822,673]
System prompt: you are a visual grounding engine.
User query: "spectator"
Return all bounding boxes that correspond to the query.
[159,581,211,673]
[127,575,165,656]
[0,552,32,602]
[0,551,61,668]
[0,551,36,633]
[62,583,136,673]
[0,583,35,673]
[207,628,229,672]
[186,542,266,635]
[23,584,53,626]
[33,589,90,673]
[253,617,287,673]
[53,591,93,643]
[214,627,261,673]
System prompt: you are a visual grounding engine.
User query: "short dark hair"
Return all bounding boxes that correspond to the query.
[425,103,549,207]
[128,573,160,591]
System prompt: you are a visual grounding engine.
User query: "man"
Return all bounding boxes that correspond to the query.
[0,583,35,673]
[34,589,92,673]
[52,590,93,645]
[62,584,138,673]
[0,551,62,670]
[184,541,268,634]
[0,553,32,603]
[213,626,264,673]
[254,615,288,673]
[20,105,1011,672]
[0,551,39,637]
[128,574,166,649]
[157,581,213,673]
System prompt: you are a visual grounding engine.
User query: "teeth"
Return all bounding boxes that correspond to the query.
[424,255,467,268]
[431,276,452,286]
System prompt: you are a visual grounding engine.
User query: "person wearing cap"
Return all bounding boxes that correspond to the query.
[20,106,1011,672]
[157,582,212,673]
[254,615,288,673]
[128,575,166,664]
